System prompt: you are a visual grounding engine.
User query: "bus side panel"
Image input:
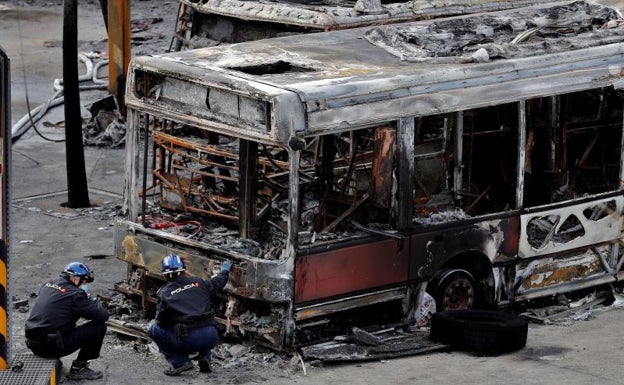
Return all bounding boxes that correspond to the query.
[294,238,409,304]
[408,216,520,281]
[519,196,624,259]
[515,195,624,298]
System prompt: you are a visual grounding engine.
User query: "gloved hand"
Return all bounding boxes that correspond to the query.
[221,260,233,273]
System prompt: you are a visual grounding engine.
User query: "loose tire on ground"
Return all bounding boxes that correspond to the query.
[430,310,528,355]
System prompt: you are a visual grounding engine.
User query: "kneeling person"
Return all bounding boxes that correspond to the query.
[25,262,109,381]
[149,254,232,376]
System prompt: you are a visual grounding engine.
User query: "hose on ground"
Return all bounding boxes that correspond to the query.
[12,52,109,143]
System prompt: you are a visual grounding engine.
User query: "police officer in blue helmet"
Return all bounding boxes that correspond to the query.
[25,261,109,381]
[149,254,232,376]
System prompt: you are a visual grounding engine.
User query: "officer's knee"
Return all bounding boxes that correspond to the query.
[93,321,107,337]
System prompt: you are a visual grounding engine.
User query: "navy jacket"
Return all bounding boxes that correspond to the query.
[25,274,109,336]
[155,271,229,328]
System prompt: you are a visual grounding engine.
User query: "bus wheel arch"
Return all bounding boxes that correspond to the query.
[427,252,495,310]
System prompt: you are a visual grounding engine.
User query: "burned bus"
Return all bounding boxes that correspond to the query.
[116,0,624,348]
[171,0,546,49]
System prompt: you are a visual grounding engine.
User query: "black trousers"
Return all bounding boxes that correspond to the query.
[26,321,107,362]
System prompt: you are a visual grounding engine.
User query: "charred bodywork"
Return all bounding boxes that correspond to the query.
[116,1,624,348]
[171,0,548,49]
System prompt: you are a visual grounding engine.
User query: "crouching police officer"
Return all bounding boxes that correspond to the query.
[149,254,232,376]
[25,262,109,381]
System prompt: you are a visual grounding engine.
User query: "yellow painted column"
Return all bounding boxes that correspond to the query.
[108,0,131,100]
[0,46,10,370]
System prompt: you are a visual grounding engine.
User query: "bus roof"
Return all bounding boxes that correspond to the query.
[127,0,624,143]
[179,0,549,30]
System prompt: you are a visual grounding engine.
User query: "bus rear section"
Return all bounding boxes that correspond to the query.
[115,0,624,348]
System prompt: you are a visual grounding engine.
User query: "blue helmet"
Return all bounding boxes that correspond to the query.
[161,254,186,275]
[63,262,94,283]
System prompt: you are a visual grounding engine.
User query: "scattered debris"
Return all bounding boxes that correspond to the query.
[301,326,447,363]
[522,290,611,325]
[107,319,150,341]
[411,292,437,328]
[12,298,29,312]
[83,95,126,147]
[350,327,383,346]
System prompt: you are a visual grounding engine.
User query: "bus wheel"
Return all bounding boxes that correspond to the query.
[429,269,476,311]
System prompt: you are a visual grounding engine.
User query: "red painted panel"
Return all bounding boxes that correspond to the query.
[294,238,409,304]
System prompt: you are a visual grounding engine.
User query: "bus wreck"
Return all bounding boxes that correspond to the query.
[116,0,624,349]
[171,0,546,49]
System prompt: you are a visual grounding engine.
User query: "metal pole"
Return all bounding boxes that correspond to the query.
[63,0,91,208]
[108,0,131,116]
[0,45,11,370]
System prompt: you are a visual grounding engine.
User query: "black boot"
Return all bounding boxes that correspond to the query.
[55,359,63,383]
[68,360,103,381]
[198,355,212,373]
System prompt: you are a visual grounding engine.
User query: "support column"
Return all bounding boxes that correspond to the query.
[516,100,526,209]
[239,139,258,238]
[63,0,90,208]
[453,111,464,204]
[0,47,10,369]
[397,118,414,231]
[108,0,131,115]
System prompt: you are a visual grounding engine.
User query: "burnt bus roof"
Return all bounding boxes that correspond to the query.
[127,0,624,145]
[179,0,549,30]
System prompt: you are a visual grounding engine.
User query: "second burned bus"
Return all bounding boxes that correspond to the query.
[115,0,624,348]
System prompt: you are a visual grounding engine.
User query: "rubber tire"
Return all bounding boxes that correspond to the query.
[428,269,476,311]
[430,310,528,355]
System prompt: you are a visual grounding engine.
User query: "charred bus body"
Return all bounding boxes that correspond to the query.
[116,1,624,348]
[171,0,547,49]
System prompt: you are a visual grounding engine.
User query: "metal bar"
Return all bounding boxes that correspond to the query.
[107,0,131,98]
[397,117,414,231]
[619,95,624,190]
[141,114,150,227]
[516,99,526,209]
[239,139,257,237]
[321,193,369,233]
[453,111,464,203]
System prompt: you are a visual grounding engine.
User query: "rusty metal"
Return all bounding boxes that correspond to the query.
[294,238,409,304]
[371,128,395,210]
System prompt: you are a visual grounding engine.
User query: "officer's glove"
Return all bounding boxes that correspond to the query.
[173,323,188,340]
[221,260,233,273]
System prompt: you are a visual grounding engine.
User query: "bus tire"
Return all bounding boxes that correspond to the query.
[430,310,528,355]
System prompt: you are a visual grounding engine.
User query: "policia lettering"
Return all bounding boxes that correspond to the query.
[170,282,199,295]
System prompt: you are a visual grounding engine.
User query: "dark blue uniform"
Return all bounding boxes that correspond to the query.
[149,271,229,370]
[25,274,109,361]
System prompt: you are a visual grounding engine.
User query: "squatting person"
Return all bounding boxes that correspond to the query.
[149,253,232,376]
[25,261,109,381]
